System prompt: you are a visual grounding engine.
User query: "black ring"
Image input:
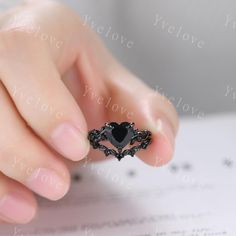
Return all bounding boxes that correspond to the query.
[88,122,152,161]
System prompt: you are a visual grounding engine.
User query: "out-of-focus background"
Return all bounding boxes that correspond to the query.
[2,0,236,117]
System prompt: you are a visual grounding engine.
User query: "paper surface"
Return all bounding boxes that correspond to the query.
[1,114,236,236]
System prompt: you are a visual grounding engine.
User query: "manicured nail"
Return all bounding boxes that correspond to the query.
[26,168,69,201]
[151,118,176,166]
[51,123,89,161]
[0,192,36,223]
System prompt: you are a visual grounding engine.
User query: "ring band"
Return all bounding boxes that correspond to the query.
[88,122,152,161]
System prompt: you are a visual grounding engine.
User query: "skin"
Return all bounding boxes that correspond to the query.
[0,0,179,224]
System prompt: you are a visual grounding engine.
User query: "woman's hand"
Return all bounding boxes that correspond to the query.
[0,0,178,224]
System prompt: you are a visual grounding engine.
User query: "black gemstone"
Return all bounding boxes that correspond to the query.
[112,125,128,143]
[105,122,134,149]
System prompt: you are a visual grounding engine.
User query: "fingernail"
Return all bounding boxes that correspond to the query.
[26,168,69,201]
[152,118,176,166]
[0,192,36,224]
[51,123,89,161]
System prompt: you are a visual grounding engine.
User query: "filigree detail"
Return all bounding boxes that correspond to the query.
[88,122,152,161]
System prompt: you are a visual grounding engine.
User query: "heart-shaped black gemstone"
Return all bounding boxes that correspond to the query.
[111,124,128,142]
[105,122,134,149]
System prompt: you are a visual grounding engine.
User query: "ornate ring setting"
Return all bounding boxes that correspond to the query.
[88,122,152,161]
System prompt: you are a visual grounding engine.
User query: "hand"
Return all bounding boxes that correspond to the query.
[0,0,179,224]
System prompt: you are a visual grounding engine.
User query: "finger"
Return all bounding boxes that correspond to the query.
[0,30,89,162]
[0,172,37,224]
[0,82,70,200]
[68,29,179,165]
[65,26,179,165]
[105,71,179,166]
[76,10,179,134]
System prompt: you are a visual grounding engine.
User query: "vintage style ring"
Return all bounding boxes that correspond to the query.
[88,122,152,161]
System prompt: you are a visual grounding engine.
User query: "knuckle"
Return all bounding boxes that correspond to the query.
[0,29,42,65]
[0,29,45,75]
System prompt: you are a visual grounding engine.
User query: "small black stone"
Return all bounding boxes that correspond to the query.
[72,174,82,182]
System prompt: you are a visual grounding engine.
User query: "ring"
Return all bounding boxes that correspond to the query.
[88,122,152,161]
